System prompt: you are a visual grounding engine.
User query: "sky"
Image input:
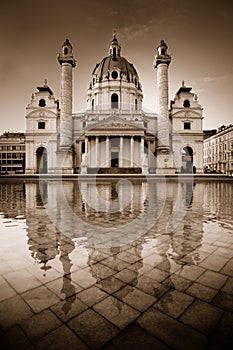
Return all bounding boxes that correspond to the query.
[0,0,232,133]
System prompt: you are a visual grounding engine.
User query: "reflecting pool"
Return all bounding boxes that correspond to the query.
[0,179,232,349]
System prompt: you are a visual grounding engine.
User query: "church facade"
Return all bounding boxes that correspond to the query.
[25,34,204,175]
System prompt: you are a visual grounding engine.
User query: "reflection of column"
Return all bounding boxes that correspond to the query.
[130,137,134,167]
[140,137,144,166]
[96,137,99,167]
[119,136,123,167]
[106,136,110,167]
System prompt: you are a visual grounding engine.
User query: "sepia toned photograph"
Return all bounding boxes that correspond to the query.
[0,0,232,349]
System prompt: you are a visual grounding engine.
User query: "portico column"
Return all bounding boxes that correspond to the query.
[106,136,110,167]
[130,136,134,167]
[119,136,123,167]
[140,137,144,166]
[96,136,99,167]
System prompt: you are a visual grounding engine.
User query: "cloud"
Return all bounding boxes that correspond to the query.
[201,75,233,84]
[118,22,153,41]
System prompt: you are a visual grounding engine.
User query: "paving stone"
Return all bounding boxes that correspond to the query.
[154,289,193,318]
[115,268,138,283]
[77,285,108,306]
[101,256,129,272]
[212,291,233,312]
[93,295,140,329]
[26,263,62,284]
[22,285,60,313]
[180,299,223,335]
[197,270,228,289]
[115,251,141,264]
[200,255,229,272]
[221,277,233,295]
[0,280,16,302]
[97,275,125,294]
[221,258,233,276]
[71,267,96,288]
[144,267,169,282]
[68,308,119,349]
[136,307,208,350]
[21,309,62,342]
[4,268,42,293]
[50,295,88,322]
[111,324,170,350]
[163,273,192,291]
[177,265,205,281]
[133,275,168,298]
[0,325,32,350]
[114,285,155,312]
[90,262,116,280]
[36,324,89,350]
[0,295,34,330]
[186,282,217,302]
[214,312,233,349]
[46,276,82,299]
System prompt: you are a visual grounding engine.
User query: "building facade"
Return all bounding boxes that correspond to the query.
[24,34,204,175]
[203,124,233,175]
[0,132,25,175]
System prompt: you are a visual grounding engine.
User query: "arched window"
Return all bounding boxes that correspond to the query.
[64,47,68,55]
[135,99,138,111]
[111,94,118,109]
[183,99,190,107]
[113,47,116,56]
[161,48,166,55]
[92,99,94,111]
[39,99,46,107]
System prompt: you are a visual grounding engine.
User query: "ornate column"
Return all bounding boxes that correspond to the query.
[57,39,76,149]
[153,40,171,153]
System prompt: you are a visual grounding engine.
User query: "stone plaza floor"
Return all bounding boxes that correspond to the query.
[0,220,233,349]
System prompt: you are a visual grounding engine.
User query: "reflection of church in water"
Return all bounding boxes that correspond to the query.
[22,179,204,312]
[25,34,204,175]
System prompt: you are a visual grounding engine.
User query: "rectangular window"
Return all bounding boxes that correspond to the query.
[184,122,191,130]
[38,122,45,129]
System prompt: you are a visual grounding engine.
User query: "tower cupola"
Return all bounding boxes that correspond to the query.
[154,40,171,68]
[58,39,76,67]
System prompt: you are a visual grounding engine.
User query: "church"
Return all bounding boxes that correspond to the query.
[25,34,204,175]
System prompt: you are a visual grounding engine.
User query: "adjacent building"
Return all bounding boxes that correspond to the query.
[203,124,233,175]
[0,132,25,175]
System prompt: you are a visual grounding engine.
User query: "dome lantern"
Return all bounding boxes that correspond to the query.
[109,31,121,58]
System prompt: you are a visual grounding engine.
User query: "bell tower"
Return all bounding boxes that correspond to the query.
[154,40,174,173]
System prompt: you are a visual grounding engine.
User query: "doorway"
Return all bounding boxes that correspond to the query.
[182,146,193,173]
[111,152,119,167]
[36,147,47,174]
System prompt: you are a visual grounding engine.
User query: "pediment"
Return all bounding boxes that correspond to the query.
[86,116,144,132]
[172,110,202,119]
